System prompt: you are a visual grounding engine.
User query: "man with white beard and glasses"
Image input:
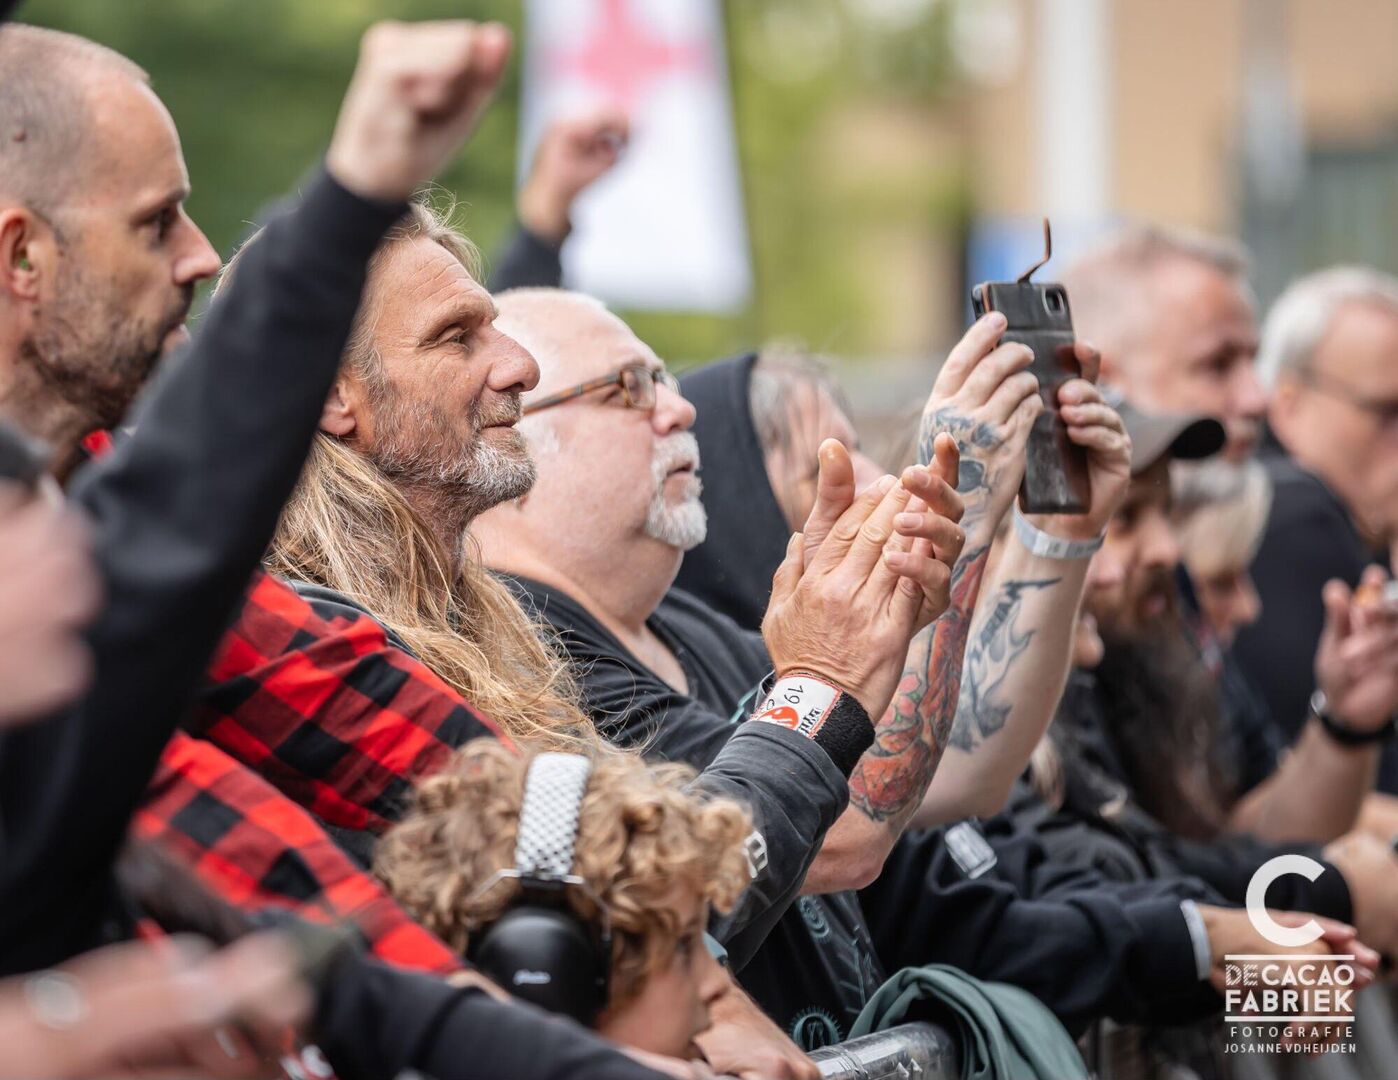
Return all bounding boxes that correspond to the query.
[468,288,1136,1050]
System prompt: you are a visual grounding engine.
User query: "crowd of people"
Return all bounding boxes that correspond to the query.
[0,10,1396,1080]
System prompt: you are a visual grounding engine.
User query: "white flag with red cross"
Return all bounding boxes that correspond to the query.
[520,0,752,313]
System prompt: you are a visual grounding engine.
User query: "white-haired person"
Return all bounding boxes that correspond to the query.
[1230,268,1398,803]
[1172,457,1398,847]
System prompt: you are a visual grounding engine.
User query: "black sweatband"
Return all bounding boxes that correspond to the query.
[750,673,875,777]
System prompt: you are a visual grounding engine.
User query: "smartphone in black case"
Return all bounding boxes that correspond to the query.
[970,221,1090,515]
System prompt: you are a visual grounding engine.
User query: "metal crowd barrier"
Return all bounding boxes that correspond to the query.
[808,1022,961,1080]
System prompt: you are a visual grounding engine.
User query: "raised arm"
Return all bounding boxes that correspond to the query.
[0,19,512,974]
[488,109,628,292]
[800,313,1050,888]
[920,375,1132,823]
[1228,565,1398,842]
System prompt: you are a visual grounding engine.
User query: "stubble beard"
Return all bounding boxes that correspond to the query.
[20,259,188,433]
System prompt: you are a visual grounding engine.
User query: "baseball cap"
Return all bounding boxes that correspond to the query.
[1102,387,1225,475]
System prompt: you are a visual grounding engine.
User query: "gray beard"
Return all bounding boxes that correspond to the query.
[645,480,707,550]
[369,399,537,523]
[644,433,707,550]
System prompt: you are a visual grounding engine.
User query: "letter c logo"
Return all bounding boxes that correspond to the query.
[1246,854,1326,947]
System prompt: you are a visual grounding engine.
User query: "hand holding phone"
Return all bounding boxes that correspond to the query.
[970,220,1091,515]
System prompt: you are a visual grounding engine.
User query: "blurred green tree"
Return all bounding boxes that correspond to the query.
[18,0,964,365]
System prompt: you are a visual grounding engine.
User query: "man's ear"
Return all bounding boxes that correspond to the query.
[0,208,45,301]
[1267,374,1299,439]
[320,378,360,437]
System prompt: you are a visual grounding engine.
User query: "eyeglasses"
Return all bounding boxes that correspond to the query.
[522,363,681,416]
[1297,368,1398,434]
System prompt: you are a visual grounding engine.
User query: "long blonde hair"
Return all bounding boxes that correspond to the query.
[262,201,597,751]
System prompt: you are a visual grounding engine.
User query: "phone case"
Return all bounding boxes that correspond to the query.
[971,280,1091,515]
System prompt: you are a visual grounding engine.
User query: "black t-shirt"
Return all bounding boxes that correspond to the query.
[507,577,885,1049]
[1233,442,1397,787]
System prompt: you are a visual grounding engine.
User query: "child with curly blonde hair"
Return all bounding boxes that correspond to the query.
[376,739,754,1060]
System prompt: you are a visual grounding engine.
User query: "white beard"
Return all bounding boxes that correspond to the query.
[644,433,708,551]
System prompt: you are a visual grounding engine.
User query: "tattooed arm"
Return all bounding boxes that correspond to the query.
[914,376,1133,826]
[801,313,1044,893]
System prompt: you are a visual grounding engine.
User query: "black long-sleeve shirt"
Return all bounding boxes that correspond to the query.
[1234,440,1398,790]
[317,954,669,1080]
[506,578,849,976]
[0,172,404,975]
[859,824,1219,1038]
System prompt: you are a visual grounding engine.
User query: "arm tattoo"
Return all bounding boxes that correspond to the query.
[847,541,989,824]
[919,406,999,503]
[948,576,1061,752]
[842,407,1008,824]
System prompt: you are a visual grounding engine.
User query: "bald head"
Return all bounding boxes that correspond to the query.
[1062,224,1252,360]
[1061,225,1266,460]
[0,25,149,213]
[495,287,654,399]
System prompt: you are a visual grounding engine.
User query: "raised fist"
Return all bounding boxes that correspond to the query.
[327,20,513,202]
[519,109,630,243]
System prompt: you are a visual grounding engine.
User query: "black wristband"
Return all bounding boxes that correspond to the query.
[750,673,875,777]
[1312,690,1398,748]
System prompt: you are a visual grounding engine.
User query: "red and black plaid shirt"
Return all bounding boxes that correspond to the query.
[138,732,462,974]
[188,571,508,830]
[137,571,508,973]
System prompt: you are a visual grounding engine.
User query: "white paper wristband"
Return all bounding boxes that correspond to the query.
[1012,505,1105,560]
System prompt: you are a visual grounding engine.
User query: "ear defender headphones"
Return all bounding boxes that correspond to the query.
[468,753,612,1026]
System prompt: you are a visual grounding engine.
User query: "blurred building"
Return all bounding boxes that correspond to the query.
[846,0,1398,459]
[966,0,1398,308]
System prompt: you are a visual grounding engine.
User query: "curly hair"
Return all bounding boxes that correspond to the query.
[375,740,753,1008]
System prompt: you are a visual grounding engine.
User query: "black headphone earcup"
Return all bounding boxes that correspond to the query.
[471,906,608,1026]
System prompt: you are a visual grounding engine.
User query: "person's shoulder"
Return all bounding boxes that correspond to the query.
[277,578,416,656]
[496,572,610,642]
[1256,447,1371,580]
[1260,447,1353,531]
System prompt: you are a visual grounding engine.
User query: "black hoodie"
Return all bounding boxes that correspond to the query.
[675,353,790,633]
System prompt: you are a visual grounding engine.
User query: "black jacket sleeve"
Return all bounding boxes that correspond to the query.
[1144,832,1353,923]
[487,222,564,291]
[315,955,670,1080]
[859,828,1221,1037]
[0,171,404,974]
[578,653,848,968]
[691,723,847,970]
[512,581,851,967]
